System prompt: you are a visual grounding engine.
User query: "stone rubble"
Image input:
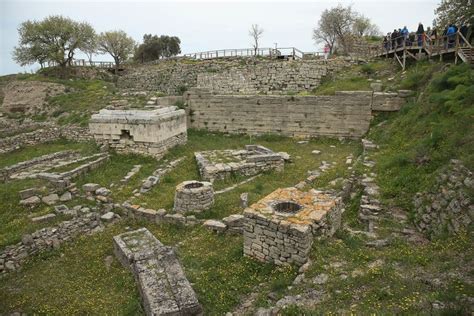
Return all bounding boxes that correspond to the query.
[113,228,202,315]
[195,145,285,182]
[413,159,473,237]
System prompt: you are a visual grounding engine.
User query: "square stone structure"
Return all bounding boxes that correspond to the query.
[89,106,187,158]
[113,228,202,315]
[243,187,342,266]
[195,145,284,181]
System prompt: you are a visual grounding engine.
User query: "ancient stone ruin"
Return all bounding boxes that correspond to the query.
[173,180,214,214]
[243,187,342,266]
[89,106,187,158]
[113,228,202,315]
[195,145,285,181]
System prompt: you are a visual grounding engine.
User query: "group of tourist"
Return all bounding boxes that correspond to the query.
[382,22,471,51]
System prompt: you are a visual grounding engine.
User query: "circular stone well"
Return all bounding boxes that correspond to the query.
[273,201,302,214]
[173,180,214,214]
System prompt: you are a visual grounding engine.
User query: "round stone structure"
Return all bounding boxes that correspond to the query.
[173,180,214,214]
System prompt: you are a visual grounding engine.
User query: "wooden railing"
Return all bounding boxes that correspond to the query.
[46,59,115,69]
[183,47,323,60]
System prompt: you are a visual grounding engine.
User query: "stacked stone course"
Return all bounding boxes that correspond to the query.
[0,211,103,274]
[195,145,285,181]
[89,107,187,159]
[0,126,92,154]
[118,58,355,95]
[413,160,473,237]
[186,89,373,138]
[173,180,215,214]
[243,187,342,266]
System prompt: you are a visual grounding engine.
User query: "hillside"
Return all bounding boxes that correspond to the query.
[0,58,472,315]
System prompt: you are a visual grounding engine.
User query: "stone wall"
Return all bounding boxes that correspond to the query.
[117,58,355,95]
[0,125,93,154]
[89,107,187,158]
[413,160,473,238]
[186,89,373,138]
[0,150,77,182]
[196,59,350,95]
[113,228,202,315]
[0,211,103,274]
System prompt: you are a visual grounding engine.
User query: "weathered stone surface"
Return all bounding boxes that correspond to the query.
[83,183,100,192]
[101,212,115,222]
[113,228,202,315]
[89,107,187,159]
[195,145,284,181]
[42,194,59,205]
[187,89,373,139]
[413,160,473,238]
[31,213,56,222]
[1,212,102,274]
[203,219,227,233]
[244,187,342,266]
[173,180,214,214]
[19,188,39,199]
[19,195,41,206]
[59,191,72,202]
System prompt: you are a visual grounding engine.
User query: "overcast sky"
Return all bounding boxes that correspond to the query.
[0,0,439,75]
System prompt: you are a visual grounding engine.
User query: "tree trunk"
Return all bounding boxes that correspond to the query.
[114,57,120,75]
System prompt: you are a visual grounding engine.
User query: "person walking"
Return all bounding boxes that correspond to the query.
[447,24,457,48]
[401,26,409,46]
[391,29,399,49]
[323,43,331,60]
[416,22,425,46]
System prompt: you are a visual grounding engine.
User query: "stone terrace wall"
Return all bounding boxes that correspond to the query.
[413,160,473,238]
[186,89,373,138]
[117,57,355,95]
[0,126,93,154]
[197,59,351,95]
[0,212,102,274]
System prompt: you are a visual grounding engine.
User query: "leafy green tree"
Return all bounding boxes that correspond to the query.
[134,34,181,62]
[97,30,135,73]
[434,0,473,31]
[13,15,96,68]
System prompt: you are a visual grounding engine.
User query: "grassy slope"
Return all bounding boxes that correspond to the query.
[273,62,474,314]
[371,62,474,210]
[0,130,359,314]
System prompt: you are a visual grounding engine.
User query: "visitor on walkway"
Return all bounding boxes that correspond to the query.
[460,24,468,45]
[323,44,330,60]
[383,34,389,51]
[391,29,399,49]
[416,22,425,46]
[401,26,409,45]
[447,24,457,48]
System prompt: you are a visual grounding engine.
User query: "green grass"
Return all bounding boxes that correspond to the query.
[0,139,99,169]
[132,130,359,220]
[0,130,358,314]
[274,208,473,314]
[311,60,398,95]
[370,63,474,210]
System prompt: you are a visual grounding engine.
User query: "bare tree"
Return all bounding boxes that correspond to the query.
[249,24,264,56]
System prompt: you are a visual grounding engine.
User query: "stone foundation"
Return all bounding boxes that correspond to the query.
[195,145,285,181]
[0,126,93,154]
[89,106,187,159]
[243,187,342,266]
[173,180,214,213]
[113,228,202,315]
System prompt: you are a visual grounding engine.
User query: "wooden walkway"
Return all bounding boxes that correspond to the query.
[183,47,323,60]
[374,31,473,70]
